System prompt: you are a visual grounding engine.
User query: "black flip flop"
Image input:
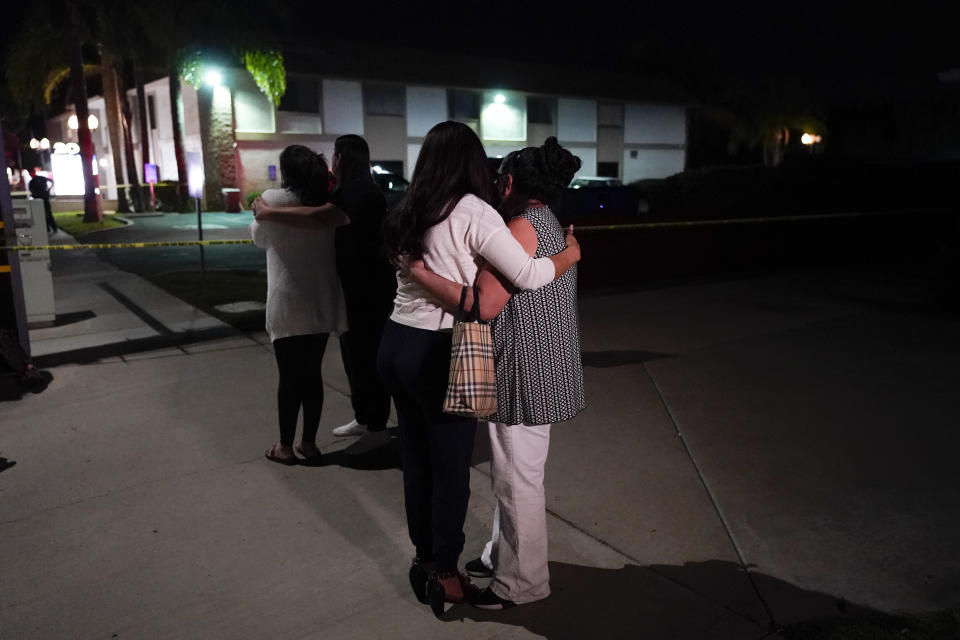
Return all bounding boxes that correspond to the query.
[265,446,297,466]
[295,444,322,466]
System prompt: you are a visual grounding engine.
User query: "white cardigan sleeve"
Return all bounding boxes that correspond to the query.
[249,219,270,248]
[476,225,555,291]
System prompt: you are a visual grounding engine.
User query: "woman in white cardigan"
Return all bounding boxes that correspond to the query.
[250,146,348,465]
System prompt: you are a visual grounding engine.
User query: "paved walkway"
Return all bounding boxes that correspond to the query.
[1,242,958,639]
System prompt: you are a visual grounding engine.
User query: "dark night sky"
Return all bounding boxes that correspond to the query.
[2,0,958,110]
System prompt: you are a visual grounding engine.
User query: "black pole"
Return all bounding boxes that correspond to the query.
[0,117,32,357]
[196,196,205,272]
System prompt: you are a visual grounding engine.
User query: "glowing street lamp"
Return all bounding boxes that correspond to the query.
[29,138,40,149]
[204,69,223,87]
[67,114,99,130]
[801,132,821,145]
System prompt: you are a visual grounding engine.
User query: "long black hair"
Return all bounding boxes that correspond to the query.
[498,136,581,219]
[382,121,496,261]
[333,134,373,187]
[279,144,329,206]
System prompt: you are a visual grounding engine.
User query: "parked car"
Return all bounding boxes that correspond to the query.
[569,176,623,189]
[371,167,409,210]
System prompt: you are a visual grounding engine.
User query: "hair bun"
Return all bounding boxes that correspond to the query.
[540,136,581,188]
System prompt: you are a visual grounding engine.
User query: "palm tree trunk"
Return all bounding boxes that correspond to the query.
[133,57,152,211]
[67,0,102,223]
[168,67,189,212]
[100,49,130,213]
[120,92,143,212]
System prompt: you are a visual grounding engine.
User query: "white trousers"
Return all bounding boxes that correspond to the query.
[480,421,551,604]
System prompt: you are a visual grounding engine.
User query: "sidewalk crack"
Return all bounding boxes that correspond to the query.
[643,362,779,627]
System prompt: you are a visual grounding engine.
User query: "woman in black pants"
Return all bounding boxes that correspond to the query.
[250,146,348,465]
[253,135,396,454]
[378,121,580,616]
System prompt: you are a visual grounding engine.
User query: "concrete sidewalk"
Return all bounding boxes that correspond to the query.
[1,248,958,639]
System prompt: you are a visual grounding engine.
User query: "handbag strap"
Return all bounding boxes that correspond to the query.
[455,285,483,323]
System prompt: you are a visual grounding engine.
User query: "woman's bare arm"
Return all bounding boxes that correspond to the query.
[251,196,350,226]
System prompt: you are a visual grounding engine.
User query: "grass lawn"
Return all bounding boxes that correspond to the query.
[54,210,127,236]
[146,270,266,332]
[781,609,960,640]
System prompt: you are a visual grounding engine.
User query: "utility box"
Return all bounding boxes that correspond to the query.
[11,199,55,326]
[222,188,241,213]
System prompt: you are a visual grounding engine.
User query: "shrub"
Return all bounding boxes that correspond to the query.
[245,190,263,208]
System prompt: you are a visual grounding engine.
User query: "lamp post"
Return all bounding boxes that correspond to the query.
[187,151,206,272]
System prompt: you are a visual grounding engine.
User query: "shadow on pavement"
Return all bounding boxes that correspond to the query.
[32,326,240,368]
[581,350,674,368]
[448,560,879,639]
[0,455,16,474]
[314,434,403,471]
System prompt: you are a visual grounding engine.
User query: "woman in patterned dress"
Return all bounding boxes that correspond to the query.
[406,136,586,609]
[378,123,582,617]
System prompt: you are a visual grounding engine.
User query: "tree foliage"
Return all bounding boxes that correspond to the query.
[243,50,285,106]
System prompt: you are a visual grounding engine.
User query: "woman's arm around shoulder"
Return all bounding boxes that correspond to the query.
[405,216,538,320]
[252,192,350,227]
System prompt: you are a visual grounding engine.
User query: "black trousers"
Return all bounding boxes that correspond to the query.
[273,333,329,447]
[339,312,391,431]
[377,319,477,573]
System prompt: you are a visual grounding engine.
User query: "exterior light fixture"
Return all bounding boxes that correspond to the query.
[204,70,223,87]
[40,138,50,150]
[29,138,40,149]
[494,93,506,104]
[67,114,99,130]
[801,132,822,145]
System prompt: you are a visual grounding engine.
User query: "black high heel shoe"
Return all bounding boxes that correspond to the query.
[408,556,432,604]
[426,570,473,618]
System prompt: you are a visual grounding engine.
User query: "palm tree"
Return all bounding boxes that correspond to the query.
[66,0,102,222]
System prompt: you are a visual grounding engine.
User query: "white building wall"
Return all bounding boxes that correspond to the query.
[566,146,598,178]
[557,98,597,143]
[480,91,526,142]
[322,80,364,135]
[405,143,422,180]
[622,149,685,183]
[238,140,335,199]
[406,87,447,137]
[365,115,406,163]
[233,69,275,134]
[276,112,322,134]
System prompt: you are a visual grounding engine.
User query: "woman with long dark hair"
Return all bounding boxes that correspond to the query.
[250,145,347,465]
[254,135,396,455]
[377,122,581,616]
[405,137,586,610]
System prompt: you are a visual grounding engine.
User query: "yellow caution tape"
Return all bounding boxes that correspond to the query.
[1,239,254,251]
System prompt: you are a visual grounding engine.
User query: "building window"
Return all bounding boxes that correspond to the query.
[364,84,404,116]
[598,103,623,127]
[279,77,320,113]
[448,90,480,121]
[147,94,157,130]
[527,96,555,124]
[597,161,619,178]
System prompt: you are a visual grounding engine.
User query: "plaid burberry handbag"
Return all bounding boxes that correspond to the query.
[442,286,498,418]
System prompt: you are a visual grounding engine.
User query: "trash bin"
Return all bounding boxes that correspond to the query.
[222,188,241,213]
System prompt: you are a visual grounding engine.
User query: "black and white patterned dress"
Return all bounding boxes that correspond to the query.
[490,205,586,425]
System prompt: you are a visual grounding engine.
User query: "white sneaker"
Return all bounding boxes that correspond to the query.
[332,419,368,437]
[344,430,391,455]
